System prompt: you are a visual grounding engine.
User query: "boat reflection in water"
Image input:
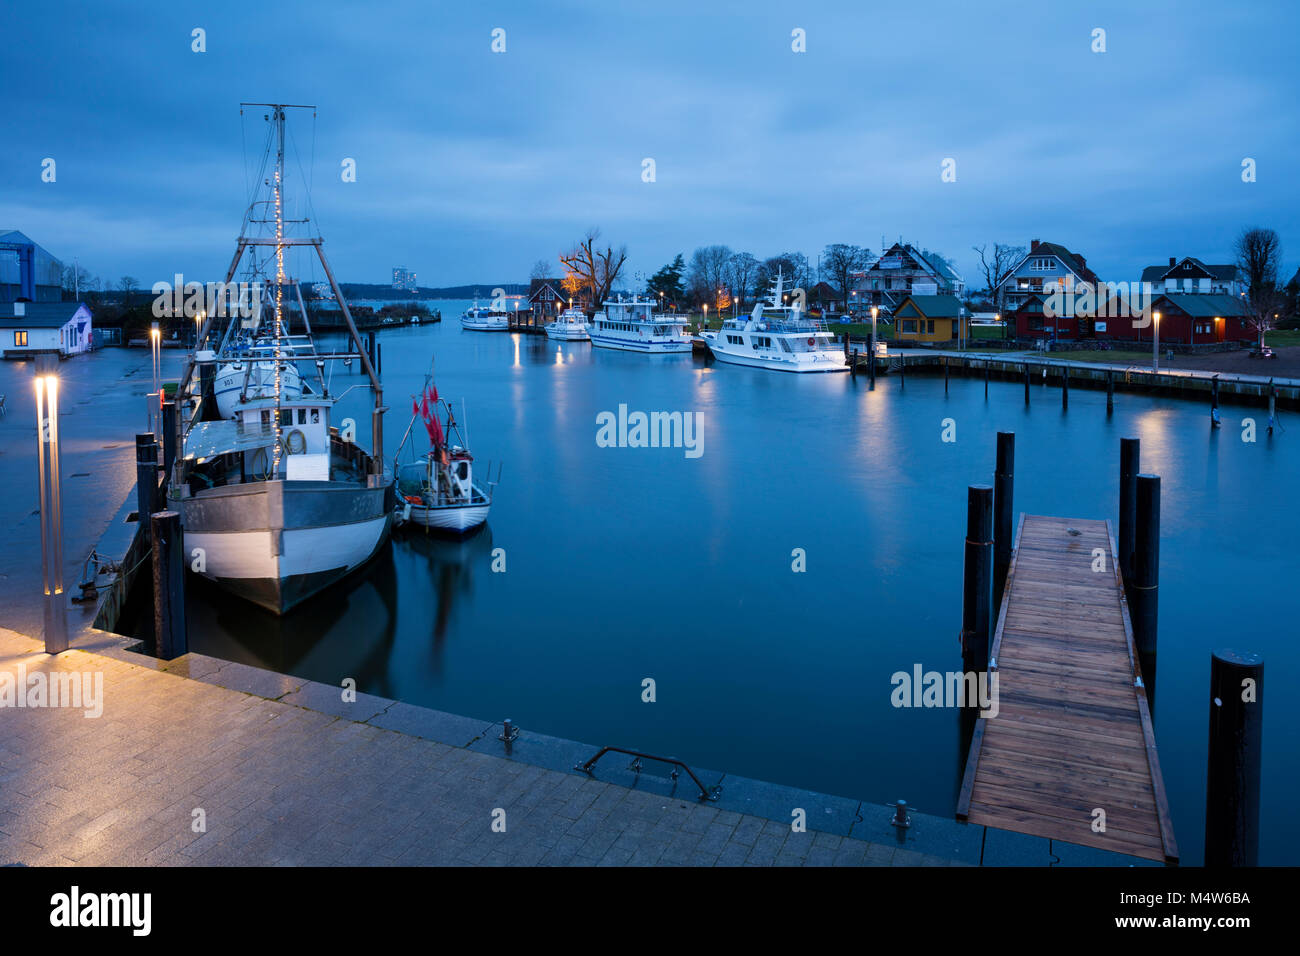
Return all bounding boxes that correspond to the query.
[182,523,495,692]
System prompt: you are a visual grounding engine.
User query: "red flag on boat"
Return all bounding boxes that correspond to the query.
[422,383,444,447]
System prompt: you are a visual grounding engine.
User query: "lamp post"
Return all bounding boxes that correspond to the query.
[702,303,707,333]
[149,321,161,434]
[871,306,879,351]
[35,360,67,653]
[1153,310,1161,373]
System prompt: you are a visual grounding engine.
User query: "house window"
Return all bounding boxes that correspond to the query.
[927,320,935,334]
[900,319,916,334]
[14,331,28,347]
[1030,257,1054,271]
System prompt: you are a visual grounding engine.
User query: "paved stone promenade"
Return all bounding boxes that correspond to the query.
[0,627,966,867]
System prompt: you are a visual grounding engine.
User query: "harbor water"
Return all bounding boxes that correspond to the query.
[148,302,1298,864]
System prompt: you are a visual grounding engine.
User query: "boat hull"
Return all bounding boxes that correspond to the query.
[702,338,848,372]
[590,334,691,353]
[460,319,510,331]
[179,479,391,614]
[214,362,303,419]
[404,501,491,533]
[545,326,590,341]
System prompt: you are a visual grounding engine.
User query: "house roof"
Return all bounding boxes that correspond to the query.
[0,302,91,328]
[870,243,962,284]
[1153,293,1248,318]
[1140,258,1238,284]
[895,294,965,317]
[1017,241,1099,285]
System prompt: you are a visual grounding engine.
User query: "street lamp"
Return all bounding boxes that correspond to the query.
[1153,310,1161,373]
[871,305,879,352]
[703,303,708,332]
[149,321,161,434]
[34,361,67,653]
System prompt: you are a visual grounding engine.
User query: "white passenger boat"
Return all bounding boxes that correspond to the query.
[589,296,690,353]
[460,301,510,331]
[545,307,590,341]
[394,377,499,535]
[700,270,847,372]
[170,104,393,615]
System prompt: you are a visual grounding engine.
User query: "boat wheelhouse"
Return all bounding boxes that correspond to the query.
[589,296,690,353]
[700,270,847,373]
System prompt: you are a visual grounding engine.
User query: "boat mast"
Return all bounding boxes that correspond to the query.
[273,105,286,476]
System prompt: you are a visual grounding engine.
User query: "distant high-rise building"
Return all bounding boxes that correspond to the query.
[392,267,418,292]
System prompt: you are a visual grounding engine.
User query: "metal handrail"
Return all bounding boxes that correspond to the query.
[574,746,721,802]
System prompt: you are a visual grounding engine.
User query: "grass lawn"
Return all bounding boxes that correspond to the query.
[1265,330,1300,347]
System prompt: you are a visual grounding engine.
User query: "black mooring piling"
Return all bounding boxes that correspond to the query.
[984,360,989,398]
[160,399,177,478]
[1130,473,1160,659]
[1118,438,1140,587]
[1106,370,1114,414]
[1023,364,1030,405]
[961,485,994,675]
[151,510,188,660]
[944,357,949,394]
[135,433,158,542]
[1061,367,1069,409]
[1204,649,1263,867]
[993,432,1015,607]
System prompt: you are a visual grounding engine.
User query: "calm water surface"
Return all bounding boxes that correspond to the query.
[180,302,1298,864]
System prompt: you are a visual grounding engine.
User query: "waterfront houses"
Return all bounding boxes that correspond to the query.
[528,277,570,321]
[1140,256,1243,298]
[850,242,964,315]
[892,294,967,343]
[1000,239,1099,313]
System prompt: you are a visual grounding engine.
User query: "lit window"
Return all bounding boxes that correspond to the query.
[14,331,28,347]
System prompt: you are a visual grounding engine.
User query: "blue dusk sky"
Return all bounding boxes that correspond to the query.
[2,0,1297,291]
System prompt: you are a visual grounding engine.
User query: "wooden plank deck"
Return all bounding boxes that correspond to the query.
[957,514,1179,864]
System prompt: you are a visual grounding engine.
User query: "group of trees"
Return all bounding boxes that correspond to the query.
[645,244,878,314]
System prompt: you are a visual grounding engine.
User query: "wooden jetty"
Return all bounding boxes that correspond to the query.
[957,513,1179,864]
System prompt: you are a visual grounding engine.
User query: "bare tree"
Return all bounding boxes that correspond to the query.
[686,245,733,310]
[119,275,139,307]
[1234,226,1284,348]
[726,252,759,314]
[821,244,873,313]
[973,242,1025,337]
[529,259,552,282]
[559,229,628,314]
[756,253,813,297]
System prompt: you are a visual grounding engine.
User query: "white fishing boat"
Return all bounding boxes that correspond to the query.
[394,376,499,534]
[545,307,590,341]
[700,270,847,373]
[213,337,305,419]
[170,103,393,615]
[460,300,510,331]
[589,296,690,353]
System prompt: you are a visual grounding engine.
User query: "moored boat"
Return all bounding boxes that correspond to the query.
[545,307,590,341]
[589,296,690,353]
[700,269,847,372]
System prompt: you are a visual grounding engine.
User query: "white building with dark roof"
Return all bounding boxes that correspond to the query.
[1139,256,1242,298]
[0,301,93,358]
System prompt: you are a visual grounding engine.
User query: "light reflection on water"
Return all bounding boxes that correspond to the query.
[180,306,1298,864]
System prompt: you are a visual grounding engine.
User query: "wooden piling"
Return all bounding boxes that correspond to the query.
[984,360,989,398]
[150,510,188,660]
[993,433,1014,606]
[867,334,876,389]
[1118,438,1140,587]
[960,484,994,674]
[944,357,949,394]
[850,348,857,377]
[136,434,158,543]
[1130,473,1160,658]
[1061,367,1068,409]
[1268,379,1276,435]
[161,399,177,479]
[1106,370,1114,413]
[1204,649,1263,867]
[899,357,905,389]
[1023,364,1030,405]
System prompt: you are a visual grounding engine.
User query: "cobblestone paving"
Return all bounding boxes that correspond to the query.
[0,628,964,867]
